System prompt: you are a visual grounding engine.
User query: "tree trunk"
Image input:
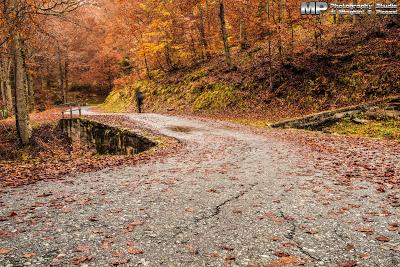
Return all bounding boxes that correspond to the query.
[58,49,66,104]
[277,0,283,59]
[143,52,151,79]
[0,74,5,110]
[13,34,32,145]
[64,53,69,103]
[198,5,210,60]
[239,18,249,50]
[268,38,273,90]
[218,0,232,67]
[26,72,34,112]
[1,57,14,115]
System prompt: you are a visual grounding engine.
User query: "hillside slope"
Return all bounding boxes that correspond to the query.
[102,19,400,122]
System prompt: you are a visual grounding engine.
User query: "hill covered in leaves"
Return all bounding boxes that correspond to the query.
[102,19,400,121]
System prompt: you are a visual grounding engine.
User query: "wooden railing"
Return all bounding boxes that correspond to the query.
[61,102,84,119]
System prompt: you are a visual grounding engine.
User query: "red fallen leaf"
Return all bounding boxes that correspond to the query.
[185,208,194,213]
[0,247,12,255]
[389,223,399,227]
[270,236,281,241]
[37,192,53,197]
[61,207,72,213]
[376,186,386,193]
[359,253,369,260]
[102,239,114,249]
[112,258,130,265]
[336,259,357,267]
[225,255,235,263]
[221,245,234,251]
[357,228,374,235]
[72,255,92,265]
[125,220,144,232]
[208,252,220,258]
[88,216,98,222]
[375,235,390,242]
[265,256,302,267]
[345,244,355,251]
[127,247,143,255]
[388,226,399,231]
[0,230,15,238]
[112,251,124,257]
[274,251,290,258]
[280,256,302,265]
[93,229,103,234]
[232,209,242,214]
[9,211,17,217]
[22,252,36,258]
[127,241,136,247]
[207,188,218,193]
[75,245,90,252]
[305,228,319,235]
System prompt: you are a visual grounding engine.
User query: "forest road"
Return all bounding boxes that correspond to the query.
[0,112,399,266]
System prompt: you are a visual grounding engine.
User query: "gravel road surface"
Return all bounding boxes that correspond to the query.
[0,113,399,266]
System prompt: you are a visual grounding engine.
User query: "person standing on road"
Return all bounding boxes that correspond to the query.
[135,90,144,113]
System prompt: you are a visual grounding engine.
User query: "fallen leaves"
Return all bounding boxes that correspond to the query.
[124,220,144,232]
[22,252,36,258]
[356,227,374,235]
[127,247,144,255]
[388,222,399,231]
[335,259,358,267]
[273,251,290,258]
[112,257,130,265]
[0,115,182,191]
[265,256,303,267]
[75,245,90,253]
[305,228,319,235]
[375,235,390,242]
[345,244,355,251]
[72,255,92,265]
[0,247,12,255]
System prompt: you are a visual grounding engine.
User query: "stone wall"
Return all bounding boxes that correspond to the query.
[58,118,156,155]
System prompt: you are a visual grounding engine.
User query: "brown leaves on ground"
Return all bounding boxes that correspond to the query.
[22,252,36,258]
[0,113,181,192]
[127,247,144,255]
[72,255,92,265]
[335,259,358,267]
[356,227,375,235]
[305,228,319,235]
[388,222,399,231]
[124,220,144,232]
[265,255,303,267]
[0,247,12,255]
[375,235,390,242]
[112,257,130,265]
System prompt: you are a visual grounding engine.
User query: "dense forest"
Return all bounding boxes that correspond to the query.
[0,0,399,144]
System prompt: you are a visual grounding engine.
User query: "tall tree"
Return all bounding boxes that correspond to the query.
[218,0,232,67]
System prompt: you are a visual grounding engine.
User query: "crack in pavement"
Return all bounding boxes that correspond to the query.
[173,182,259,238]
[279,210,321,262]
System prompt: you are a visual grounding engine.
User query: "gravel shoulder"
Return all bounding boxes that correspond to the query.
[0,112,399,266]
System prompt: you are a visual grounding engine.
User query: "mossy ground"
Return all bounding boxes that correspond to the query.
[101,75,243,114]
[323,119,400,141]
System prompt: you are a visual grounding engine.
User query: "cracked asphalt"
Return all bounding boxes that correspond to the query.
[0,113,399,266]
